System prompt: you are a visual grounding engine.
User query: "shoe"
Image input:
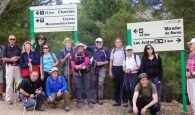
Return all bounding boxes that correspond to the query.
[98,100,104,105]
[91,100,97,104]
[112,102,120,106]
[52,102,57,108]
[25,106,34,111]
[37,105,45,111]
[88,102,93,108]
[7,101,13,105]
[65,105,70,112]
[77,101,82,108]
[123,103,128,107]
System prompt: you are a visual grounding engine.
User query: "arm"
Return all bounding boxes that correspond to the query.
[46,78,51,97]
[80,56,89,67]
[132,92,139,115]
[53,53,59,66]
[19,53,28,68]
[20,88,30,97]
[144,94,158,109]
[109,60,113,78]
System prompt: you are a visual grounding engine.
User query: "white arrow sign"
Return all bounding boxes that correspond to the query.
[30,4,77,33]
[127,19,184,52]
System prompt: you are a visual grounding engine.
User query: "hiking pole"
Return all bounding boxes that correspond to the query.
[67,58,71,92]
[23,98,27,115]
[33,93,38,115]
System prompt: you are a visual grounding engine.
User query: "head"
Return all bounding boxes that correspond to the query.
[187,38,195,52]
[30,71,39,82]
[143,44,155,57]
[114,37,123,48]
[138,73,149,88]
[36,35,46,46]
[95,38,103,48]
[75,42,85,52]
[22,41,32,53]
[49,67,60,79]
[8,34,16,46]
[42,44,50,54]
[125,45,133,56]
[63,38,73,48]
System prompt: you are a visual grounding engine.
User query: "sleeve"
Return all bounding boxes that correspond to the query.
[134,84,140,93]
[80,53,89,66]
[20,79,28,91]
[151,83,157,94]
[158,55,163,81]
[110,49,114,60]
[46,77,51,97]
[2,46,7,58]
[60,50,65,59]
[60,76,68,92]
[31,52,40,65]
[86,45,94,52]
[136,55,141,67]
[19,53,28,68]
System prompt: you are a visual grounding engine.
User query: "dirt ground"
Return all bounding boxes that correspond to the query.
[0,99,189,115]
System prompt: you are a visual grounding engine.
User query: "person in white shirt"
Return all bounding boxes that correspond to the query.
[123,45,141,111]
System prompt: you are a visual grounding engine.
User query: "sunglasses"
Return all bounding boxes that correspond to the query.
[43,47,49,49]
[9,38,16,41]
[96,41,102,43]
[38,38,44,41]
[147,47,152,50]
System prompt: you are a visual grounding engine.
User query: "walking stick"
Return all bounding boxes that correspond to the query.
[67,58,71,92]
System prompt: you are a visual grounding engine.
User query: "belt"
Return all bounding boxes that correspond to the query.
[6,63,19,66]
[187,77,195,79]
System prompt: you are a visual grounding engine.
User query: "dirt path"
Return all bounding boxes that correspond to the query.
[0,100,186,115]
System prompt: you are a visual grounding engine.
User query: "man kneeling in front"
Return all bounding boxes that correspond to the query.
[20,71,45,111]
[46,67,70,112]
[133,73,160,115]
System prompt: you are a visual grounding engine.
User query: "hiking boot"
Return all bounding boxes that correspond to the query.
[91,100,97,104]
[112,102,120,106]
[98,100,104,105]
[0,93,3,101]
[123,103,128,107]
[7,101,13,105]
[37,105,45,111]
[25,106,34,111]
[65,105,70,112]
[77,101,82,108]
[88,102,93,108]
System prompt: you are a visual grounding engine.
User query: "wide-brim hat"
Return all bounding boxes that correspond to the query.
[35,35,46,42]
[74,42,85,49]
[187,38,195,44]
[49,67,60,74]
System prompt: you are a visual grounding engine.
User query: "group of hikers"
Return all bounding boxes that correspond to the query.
[0,34,194,115]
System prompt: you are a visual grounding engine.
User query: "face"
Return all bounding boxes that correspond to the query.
[189,43,195,52]
[146,46,153,54]
[65,41,72,48]
[38,37,45,45]
[140,77,149,88]
[115,39,122,48]
[43,45,49,53]
[8,35,16,45]
[96,41,103,48]
[126,49,133,56]
[51,71,58,78]
[77,46,84,52]
[30,71,39,82]
[24,43,31,51]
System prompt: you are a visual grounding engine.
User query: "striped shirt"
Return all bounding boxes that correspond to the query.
[186,53,195,72]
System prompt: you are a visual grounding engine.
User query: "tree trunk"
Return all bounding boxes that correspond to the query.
[0,0,11,16]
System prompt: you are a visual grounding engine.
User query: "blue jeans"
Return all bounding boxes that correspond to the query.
[124,73,138,106]
[151,76,161,101]
[74,71,92,102]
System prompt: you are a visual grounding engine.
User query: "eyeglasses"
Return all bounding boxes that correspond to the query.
[9,38,16,41]
[96,41,102,43]
[43,47,49,49]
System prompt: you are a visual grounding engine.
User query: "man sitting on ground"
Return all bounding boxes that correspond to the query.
[46,67,70,112]
[20,71,45,111]
[132,73,160,115]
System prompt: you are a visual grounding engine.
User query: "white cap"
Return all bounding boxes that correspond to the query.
[49,67,59,74]
[96,38,103,42]
[187,38,195,44]
[125,45,133,50]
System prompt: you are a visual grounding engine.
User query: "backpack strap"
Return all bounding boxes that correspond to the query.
[155,54,158,60]
[134,54,138,67]
[50,52,56,63]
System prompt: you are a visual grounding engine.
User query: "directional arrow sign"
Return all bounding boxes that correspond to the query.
[30,4,77,33]
[127,19,184,52]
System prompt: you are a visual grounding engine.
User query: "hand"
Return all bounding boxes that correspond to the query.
[96,62,103,66]
[109,71,113,79]
[28,62,32,67]
[158,81,161,84]
[186,71,191,78]
[80,66,86,69]
[29,94,35,99]
[57,90,62,97]
[141,107,147,115]
[133,106,138,115]
[31,39,35,45]
[66,53,71,59]
[36,89,42,94]
[11,57,18,62]
[28,59,32,63]
[125,68,131,73]
[41,75,44,81]
[76,65,81,70]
